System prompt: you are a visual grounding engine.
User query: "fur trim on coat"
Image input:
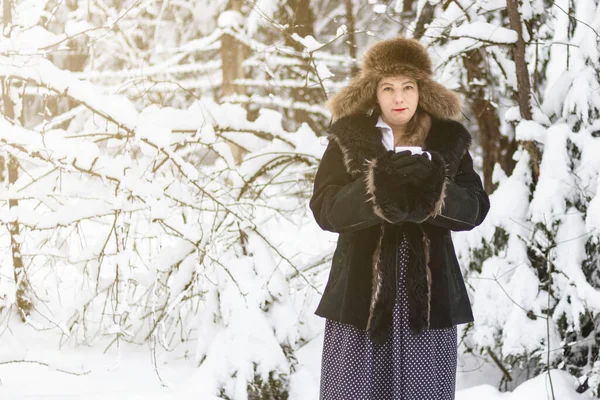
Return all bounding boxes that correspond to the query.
[327,38,463,122]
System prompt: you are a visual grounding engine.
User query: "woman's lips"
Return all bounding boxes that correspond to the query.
[393,108,407,112]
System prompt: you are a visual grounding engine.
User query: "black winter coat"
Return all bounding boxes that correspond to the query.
[309,112,490,344]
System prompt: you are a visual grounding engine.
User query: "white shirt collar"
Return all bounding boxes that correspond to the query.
[376,115,392,131]
[376,116,395,151]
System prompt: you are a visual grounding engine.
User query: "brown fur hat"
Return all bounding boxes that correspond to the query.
[327,38,463,121]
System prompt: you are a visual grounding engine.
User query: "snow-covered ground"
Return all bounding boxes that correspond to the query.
[0,325,588,400]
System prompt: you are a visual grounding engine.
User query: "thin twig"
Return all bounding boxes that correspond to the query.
[0,359,90,376]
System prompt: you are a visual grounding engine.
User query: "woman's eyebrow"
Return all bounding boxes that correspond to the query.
[379,80,415,87]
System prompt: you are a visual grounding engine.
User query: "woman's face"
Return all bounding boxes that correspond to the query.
[376,75,419,129]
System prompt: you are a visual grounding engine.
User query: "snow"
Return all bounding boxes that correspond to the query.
[15,0,46,27]
[488,47,518,90]
[529,123,575,224]
[563,66,600,124]
[0,21,103,55]
[551,206,600,330]
[0,327,588,399]
[0,335,183,399]
[217,10,244,29]
[316,62,334,80]
[457,370,585,399]
[373,4,388,13]
[0,26,61,53]
[450,22,518,44]
[394,0,405,13]
[245,0,282,37]
[572,0,600,63]
[336,24,348,37]
[291,33,324,52]
[439,37,481,59]
[0,56,139,130]
[515,119,546,143]
[501,266,559,362]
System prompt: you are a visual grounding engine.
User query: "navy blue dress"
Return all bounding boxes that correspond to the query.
[319,231,458,399]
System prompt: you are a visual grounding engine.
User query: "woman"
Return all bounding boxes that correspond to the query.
[310,38,490,399]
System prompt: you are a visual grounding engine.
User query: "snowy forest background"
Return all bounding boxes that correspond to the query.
[0,0,599,399]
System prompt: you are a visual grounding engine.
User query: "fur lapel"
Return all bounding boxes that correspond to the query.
[327,112,472,179]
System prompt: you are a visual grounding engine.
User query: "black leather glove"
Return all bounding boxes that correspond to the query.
[390,151,434,185]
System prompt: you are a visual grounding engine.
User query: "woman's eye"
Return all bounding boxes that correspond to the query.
[405,86,413,90]
[383,87,392,91]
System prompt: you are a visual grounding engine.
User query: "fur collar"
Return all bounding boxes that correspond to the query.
[327,112,472,178]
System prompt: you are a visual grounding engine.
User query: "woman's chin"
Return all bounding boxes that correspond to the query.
[385,115,410,125]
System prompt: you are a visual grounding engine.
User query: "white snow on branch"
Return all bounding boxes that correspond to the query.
[290,33,324,52]
[217,10,244,29]
[0,56,138,130]
[451,21,518,43]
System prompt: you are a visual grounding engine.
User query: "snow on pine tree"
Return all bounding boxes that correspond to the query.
[415,0,600,394]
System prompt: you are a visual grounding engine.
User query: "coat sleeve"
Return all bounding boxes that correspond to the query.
[309,140,382,233]
[424,151,490,231]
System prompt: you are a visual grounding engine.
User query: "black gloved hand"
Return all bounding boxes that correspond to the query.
[390,151,434,185]
[365,149,447,224]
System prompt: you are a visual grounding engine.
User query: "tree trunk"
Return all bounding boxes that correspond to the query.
[344,0,358,77]
[281,0,324,133]
[413,1,435,40]
[506,0,541,183]
[220,0,248,163]
[2,0,31,321]
[221,0,246,99]
[2,0,10,28]
[463,48,517,193]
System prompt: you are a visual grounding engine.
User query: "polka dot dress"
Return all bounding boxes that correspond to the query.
[319,231,458,400]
